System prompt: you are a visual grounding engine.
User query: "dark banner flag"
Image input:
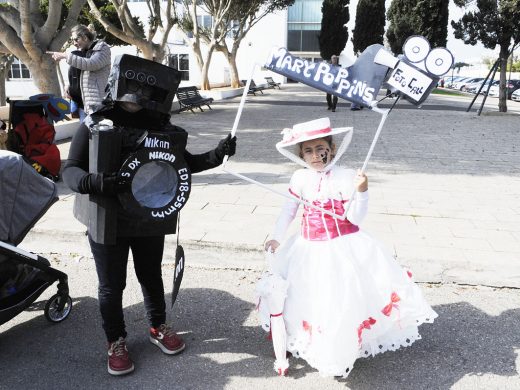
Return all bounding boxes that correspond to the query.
[264,37,453,107]
[264,44,389,108]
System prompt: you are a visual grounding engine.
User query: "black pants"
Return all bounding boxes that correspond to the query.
[89,235,166,342]
[326,93,338,109]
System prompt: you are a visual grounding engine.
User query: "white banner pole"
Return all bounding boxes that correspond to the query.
[343,104,390,217]
[222,168,345,219]
[222,63,259,168]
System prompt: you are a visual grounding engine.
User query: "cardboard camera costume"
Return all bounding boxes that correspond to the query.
[74,55,191,244]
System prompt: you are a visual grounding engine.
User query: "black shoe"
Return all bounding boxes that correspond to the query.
[327,106,332,110]
[331,108,336,112]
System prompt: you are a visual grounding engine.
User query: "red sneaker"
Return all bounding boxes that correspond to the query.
[149,324,186,355]
[107,337,134,376]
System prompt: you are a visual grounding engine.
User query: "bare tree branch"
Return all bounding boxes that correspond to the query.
[0,15,31,62]
[37,0,63,45]
[48,0,87,51]
[18,0,41,58]
[122,0,143,37]
[87,0,171,60]
[0,5,22,36]
[146,0,163,40]
[88,0,137,43]
[160,0,176,48]
[29,0,44,27]
[108,0,132,34]
[109,0,142,38]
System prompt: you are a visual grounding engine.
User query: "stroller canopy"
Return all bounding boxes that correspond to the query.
[0,150,57,245]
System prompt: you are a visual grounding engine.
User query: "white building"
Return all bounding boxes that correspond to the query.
[6,0,331,99]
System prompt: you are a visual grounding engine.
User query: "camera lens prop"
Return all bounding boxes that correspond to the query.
[403,36,430,63]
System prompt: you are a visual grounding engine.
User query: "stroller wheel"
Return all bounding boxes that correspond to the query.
[44,294,72,323]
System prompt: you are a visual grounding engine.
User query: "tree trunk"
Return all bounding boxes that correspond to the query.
[29,57,61,96]
[200,61,211,90]
[139,43,165,63]
[217,43,241,88]
[0,54,13,106]
[0,69,6,106]
[228,53,240,88]
[226,45,241,88]
[200,46,215,90]
[498,44,509,113]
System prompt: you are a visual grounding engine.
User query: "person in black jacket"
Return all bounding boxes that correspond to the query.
[62,54,236,376]
[65,49,86,121]
[326,55,339,112]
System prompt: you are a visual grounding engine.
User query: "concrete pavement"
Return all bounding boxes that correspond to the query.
[1,84,520,389]
[1,264,519,390]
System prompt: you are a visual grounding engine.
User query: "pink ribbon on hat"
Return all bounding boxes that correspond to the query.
[281,126,332,144]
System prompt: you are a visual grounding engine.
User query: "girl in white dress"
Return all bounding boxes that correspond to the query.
[256,117,437,378]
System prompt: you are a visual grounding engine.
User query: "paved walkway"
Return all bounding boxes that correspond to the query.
[24,84,520,288]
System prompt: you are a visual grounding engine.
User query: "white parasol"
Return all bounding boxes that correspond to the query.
[256,250,290,375]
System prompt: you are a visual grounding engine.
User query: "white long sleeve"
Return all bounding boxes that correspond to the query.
[272,198,300,242]
[346,190,369,226]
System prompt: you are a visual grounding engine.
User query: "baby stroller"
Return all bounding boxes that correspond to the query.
[6,95,69,182]
[0,150,72,325]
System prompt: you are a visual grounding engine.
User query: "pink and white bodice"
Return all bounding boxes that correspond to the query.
[272,166,369,242]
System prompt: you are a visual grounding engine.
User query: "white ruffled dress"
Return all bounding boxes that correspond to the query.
[257,166,437,377]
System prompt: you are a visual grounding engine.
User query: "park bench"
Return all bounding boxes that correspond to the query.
[241,79,267,96]
[265,76,281,89]
[176,86,214,113]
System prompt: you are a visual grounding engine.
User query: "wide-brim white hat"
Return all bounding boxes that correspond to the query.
[276,117,353,171]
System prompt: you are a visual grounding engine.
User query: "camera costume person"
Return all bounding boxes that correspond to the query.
[62,55,236,376]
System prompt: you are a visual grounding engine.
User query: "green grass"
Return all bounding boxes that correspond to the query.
[431,88,467,97]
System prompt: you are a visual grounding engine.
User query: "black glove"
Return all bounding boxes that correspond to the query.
[215,134,237,160]
[100,173,131,195]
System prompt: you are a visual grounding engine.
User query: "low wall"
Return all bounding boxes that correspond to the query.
[199,87,245,100]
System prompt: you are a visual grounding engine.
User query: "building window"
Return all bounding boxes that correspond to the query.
[226,20,240,38]
[8,58,31,80]
[167,54,189,81]
[196,15,213,29]
[287,0,321,52]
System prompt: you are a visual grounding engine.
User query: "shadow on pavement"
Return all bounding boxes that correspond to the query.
[341,302,520,389]
[1,288,519,389]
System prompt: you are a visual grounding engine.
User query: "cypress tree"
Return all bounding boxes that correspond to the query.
[319,0,350,61]
[352,0,386,55]
[415,0,449,48]
[386,0,420,55]
[386,0,449,55]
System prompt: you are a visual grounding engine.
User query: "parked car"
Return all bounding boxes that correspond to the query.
[441,76,462,87]
[465,80,499,94]
[487,80,520,99]
[449,77,473,89]
[445,76,469,88]
[454,78,485,91]
[512,88,520,102]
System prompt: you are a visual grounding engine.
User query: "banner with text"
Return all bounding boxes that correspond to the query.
[264,44,389,107]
